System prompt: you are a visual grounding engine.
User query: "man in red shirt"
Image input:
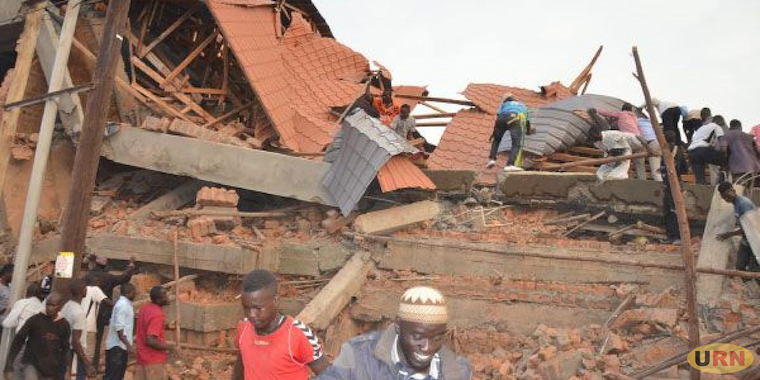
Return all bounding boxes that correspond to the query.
[232,270,329,380]
[135,286,174,380]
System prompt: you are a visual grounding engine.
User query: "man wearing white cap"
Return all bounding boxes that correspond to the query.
[317,286,471,380]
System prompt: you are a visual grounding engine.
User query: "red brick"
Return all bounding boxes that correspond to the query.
[196,186,239,208]
[187,216,217,240]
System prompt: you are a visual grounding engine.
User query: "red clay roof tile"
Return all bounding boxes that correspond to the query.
[377,156,436,192]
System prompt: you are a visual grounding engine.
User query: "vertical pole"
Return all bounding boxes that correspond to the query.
[632,46,701,380]
[0,0,81,369]
[172,230,182,357]
[54,0,132,296]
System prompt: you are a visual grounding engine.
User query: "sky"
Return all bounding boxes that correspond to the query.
[316,0,760,144]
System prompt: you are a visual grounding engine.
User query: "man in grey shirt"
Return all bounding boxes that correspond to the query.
[390,105,417,141]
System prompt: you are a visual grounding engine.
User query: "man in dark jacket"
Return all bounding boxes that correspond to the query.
[317,286,471,380]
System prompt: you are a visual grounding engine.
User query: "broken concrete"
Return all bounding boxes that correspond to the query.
[162,298,306,333]
[497,172,717,219]
[377,239,684,292]
[101,126,336,206]
[130,180,202,220]
[269,240,353,277]
[353,200,441,235]
[297,252,374,330]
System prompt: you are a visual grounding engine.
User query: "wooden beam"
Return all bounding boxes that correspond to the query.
[161,30,219,87]
[569,45,603,94]
[201,102,253,129]
[567,146,604,157]
[180,87,227,95]
[633,46,701,380]
[581,73,592,95]
[152,209,288,219]
[129,180,202,221]
[139,2,200,58]
[0,2,45,200]
[415,122,450,127]
[132,82,193,121]
[413,113,457,120]
[296,252,374,330]
[395,94,474,107]
[544,152,650,172]
[420,101,448,114]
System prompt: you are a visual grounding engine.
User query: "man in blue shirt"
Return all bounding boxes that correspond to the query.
[717,182,758,271]
[487,96,529,172]
[104,283,136,380]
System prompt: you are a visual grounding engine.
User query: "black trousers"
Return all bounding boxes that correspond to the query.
[661,107,682,141]
[736,241,759,272]
[688,146,724,184]
[104,347,128,380]
[489,114,523,165]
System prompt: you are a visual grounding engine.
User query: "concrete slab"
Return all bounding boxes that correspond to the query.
[379,239,684,292]
[423,170,477,193]
[162,298,306,332]
[696,186,743,306]
[130,180,202,220]
[271,240,353,277]
[353,200,441,235]
[497,172,715,219]
[101,127,336,206]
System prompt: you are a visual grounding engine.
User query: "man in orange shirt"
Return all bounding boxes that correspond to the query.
[372,91,400,126]
[233,270,328,380]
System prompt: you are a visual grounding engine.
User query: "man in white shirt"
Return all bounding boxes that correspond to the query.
[104,283,136,380]
[593,129,653,181]
[650,98,682,141]
[635,109,663,181]
[688,116,726,184]
[77,283,108,379]
[61,279,97,380]
[2,282,45,378]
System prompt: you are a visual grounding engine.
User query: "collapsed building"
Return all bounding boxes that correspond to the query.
[1,0,760,379]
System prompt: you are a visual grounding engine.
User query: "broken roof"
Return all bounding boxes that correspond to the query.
[428,82,575,184]
[208,0,370,153]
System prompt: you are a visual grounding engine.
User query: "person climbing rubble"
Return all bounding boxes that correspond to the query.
[717,182,758,272]
[687,115,726,184]
[390,104,419,141]
[487,95,530,172]
[647,99,683,142]
[590,128,653,181]
[316,286,472,380]
[592,104,651,179]
[232,270,328,380]
[372,90,400,126]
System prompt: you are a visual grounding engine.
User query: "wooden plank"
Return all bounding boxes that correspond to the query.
[549,152,592,162]
[297,252,374,330]
[180,87,227,95]
[131,82,192,122]
[0,2,45,202]
[161,30,219,87]
[394,94,474,106]
[129,180,202,220]
[567,146,604,157]
[200,102,252,129]
[696,185,744,305]
[412,113,457,120]
[353,200,441,235]
[139,2,200,58]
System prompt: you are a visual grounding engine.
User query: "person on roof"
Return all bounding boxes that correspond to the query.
[682,107,703,143]
[635,108,663,181]
[391,104,418,141]
[316,286,472,380]
[372,91,400,126]
[717,182,758,272]
[687,115,726,184]
[487,95,530,172]
[751,124,760,152]
[721,119,760,183]
[595,103,640,136]
[590,127,654,181]
[232,270,329,380]
[649,99,683,142]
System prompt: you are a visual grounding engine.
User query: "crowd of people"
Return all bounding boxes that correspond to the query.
[0,256,174,380]
[486,96,760,185]
[0,260,469,380]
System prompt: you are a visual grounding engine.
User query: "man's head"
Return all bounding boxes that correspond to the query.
[400,104,411,120]
[504,95,515,103]
[701,107,712,121]
[718,182,737,203]
[622,103,633,112]
[121,283,136,301]
[25,282,41,298]
[713,115,726,127]
[395,286,448,373]
[240,270,279,331]
[730,119,742,131]
[149,285,169,306]
[45,292,63,318]
[0,264,13,283]
[69,278,86,299]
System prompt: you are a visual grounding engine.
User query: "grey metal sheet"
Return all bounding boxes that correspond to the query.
[322,109,419,215]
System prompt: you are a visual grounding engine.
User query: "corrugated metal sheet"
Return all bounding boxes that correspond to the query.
[322,110,420,215]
